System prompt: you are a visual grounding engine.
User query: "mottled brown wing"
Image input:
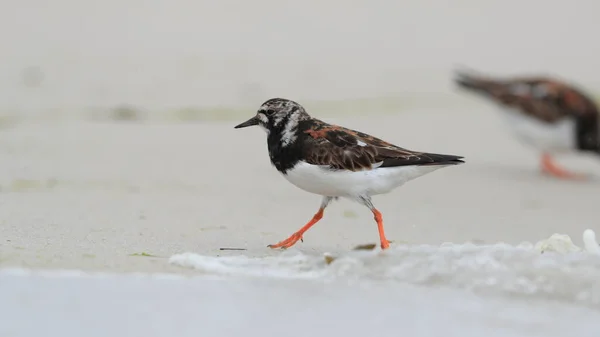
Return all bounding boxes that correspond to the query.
[455,72,599,123]
[300,120,464,171]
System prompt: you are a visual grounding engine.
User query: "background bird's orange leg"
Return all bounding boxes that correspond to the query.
[372,209,390,249]
[268,196,333,249]
[540,153,586,180]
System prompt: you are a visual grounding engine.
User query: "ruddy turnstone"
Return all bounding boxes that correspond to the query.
[234,98,465,250]
[454,69,600,180]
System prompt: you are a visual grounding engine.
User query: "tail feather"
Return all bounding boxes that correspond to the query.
[420,153,465,166]
[453,69,499,94]
[379,153,465,168]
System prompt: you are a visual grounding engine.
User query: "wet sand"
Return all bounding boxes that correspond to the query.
[2,268,599,337]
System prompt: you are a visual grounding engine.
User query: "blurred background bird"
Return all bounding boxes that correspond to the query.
[453,69,600,180]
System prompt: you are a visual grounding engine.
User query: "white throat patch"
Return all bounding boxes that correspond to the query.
[281,112,299,147]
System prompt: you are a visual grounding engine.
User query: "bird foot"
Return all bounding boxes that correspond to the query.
[541,155,588,180]
[268,232,304,249]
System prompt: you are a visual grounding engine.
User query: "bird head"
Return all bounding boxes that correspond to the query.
[234,98,311,146]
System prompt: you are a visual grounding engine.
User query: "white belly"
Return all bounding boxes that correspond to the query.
[500,107,576,153]
[283,161,446,198]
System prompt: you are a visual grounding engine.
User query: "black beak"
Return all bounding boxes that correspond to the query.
[234,116,259,129]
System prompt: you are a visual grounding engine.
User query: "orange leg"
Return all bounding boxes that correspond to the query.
[268,197,332,249]
[372,209,390,249]
[540,153,587,180]
[360,196,391,250]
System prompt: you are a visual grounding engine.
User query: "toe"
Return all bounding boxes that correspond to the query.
[268,233,303,249]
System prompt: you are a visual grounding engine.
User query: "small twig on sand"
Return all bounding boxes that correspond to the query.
[219,247,247,251]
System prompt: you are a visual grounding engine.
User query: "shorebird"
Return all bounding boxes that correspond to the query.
[234,98,464,250]
[454,69,600,180]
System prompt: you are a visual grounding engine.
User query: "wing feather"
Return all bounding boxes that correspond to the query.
[300,121,464,171]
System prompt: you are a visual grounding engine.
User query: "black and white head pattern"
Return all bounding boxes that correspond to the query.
[255,98,311,147]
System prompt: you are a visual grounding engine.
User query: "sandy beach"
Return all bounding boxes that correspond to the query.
[2,1,600,335]
[1,106,599,335]
[1,107,599,272]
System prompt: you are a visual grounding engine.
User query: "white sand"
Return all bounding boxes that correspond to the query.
[2,106,600,337]
[2,1,600,334]
[1,0,599,267]
[1,107,599,272]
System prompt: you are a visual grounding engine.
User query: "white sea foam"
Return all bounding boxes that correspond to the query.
[169,230,600,307]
